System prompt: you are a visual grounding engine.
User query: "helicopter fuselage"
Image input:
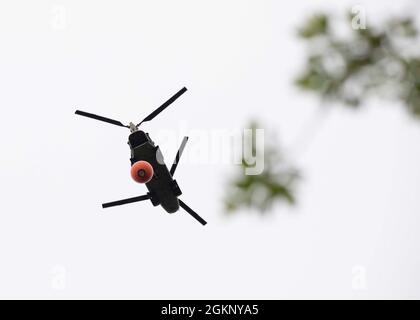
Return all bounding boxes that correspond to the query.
[128,130,182,213]
[75,87,206,225]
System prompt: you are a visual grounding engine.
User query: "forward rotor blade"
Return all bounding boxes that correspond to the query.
[75,110,128,128]
[137,87,187,126]
[102,194,150,209]
[170,136,189,176]
[179,199,207,226]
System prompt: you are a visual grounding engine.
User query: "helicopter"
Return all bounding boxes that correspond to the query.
[75,87,207,226]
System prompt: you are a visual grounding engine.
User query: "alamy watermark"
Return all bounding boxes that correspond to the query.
[51,264,67,291]
[351,5,367,30]
[50,5,67,30]
[153,124,265,176]
[352,265,367,291]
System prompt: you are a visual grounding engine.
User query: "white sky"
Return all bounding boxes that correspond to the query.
[0,0,419,299]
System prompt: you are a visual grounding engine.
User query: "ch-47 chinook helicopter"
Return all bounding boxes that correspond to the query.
[75,87,207,226]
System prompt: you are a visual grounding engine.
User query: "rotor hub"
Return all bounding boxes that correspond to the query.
[129,122,138,133]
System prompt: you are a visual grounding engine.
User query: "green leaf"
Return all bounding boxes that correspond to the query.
[298,14,329,38]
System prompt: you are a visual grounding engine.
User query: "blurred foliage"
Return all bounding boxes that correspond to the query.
[224,123,299,213]
[226,11,420,214]
[298,14,329,38]
[296,12,420,116]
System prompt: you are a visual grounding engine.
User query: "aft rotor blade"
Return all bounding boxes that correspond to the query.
[102,194,150,209]
[179,199,207,226]
[170,136,189,176]
[75,110,129,128]
[137,87,187,126]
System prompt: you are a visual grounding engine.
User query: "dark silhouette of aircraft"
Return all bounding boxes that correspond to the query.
[75,87,207,226]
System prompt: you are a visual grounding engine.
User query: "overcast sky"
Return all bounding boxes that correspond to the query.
[0,0,419,299]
